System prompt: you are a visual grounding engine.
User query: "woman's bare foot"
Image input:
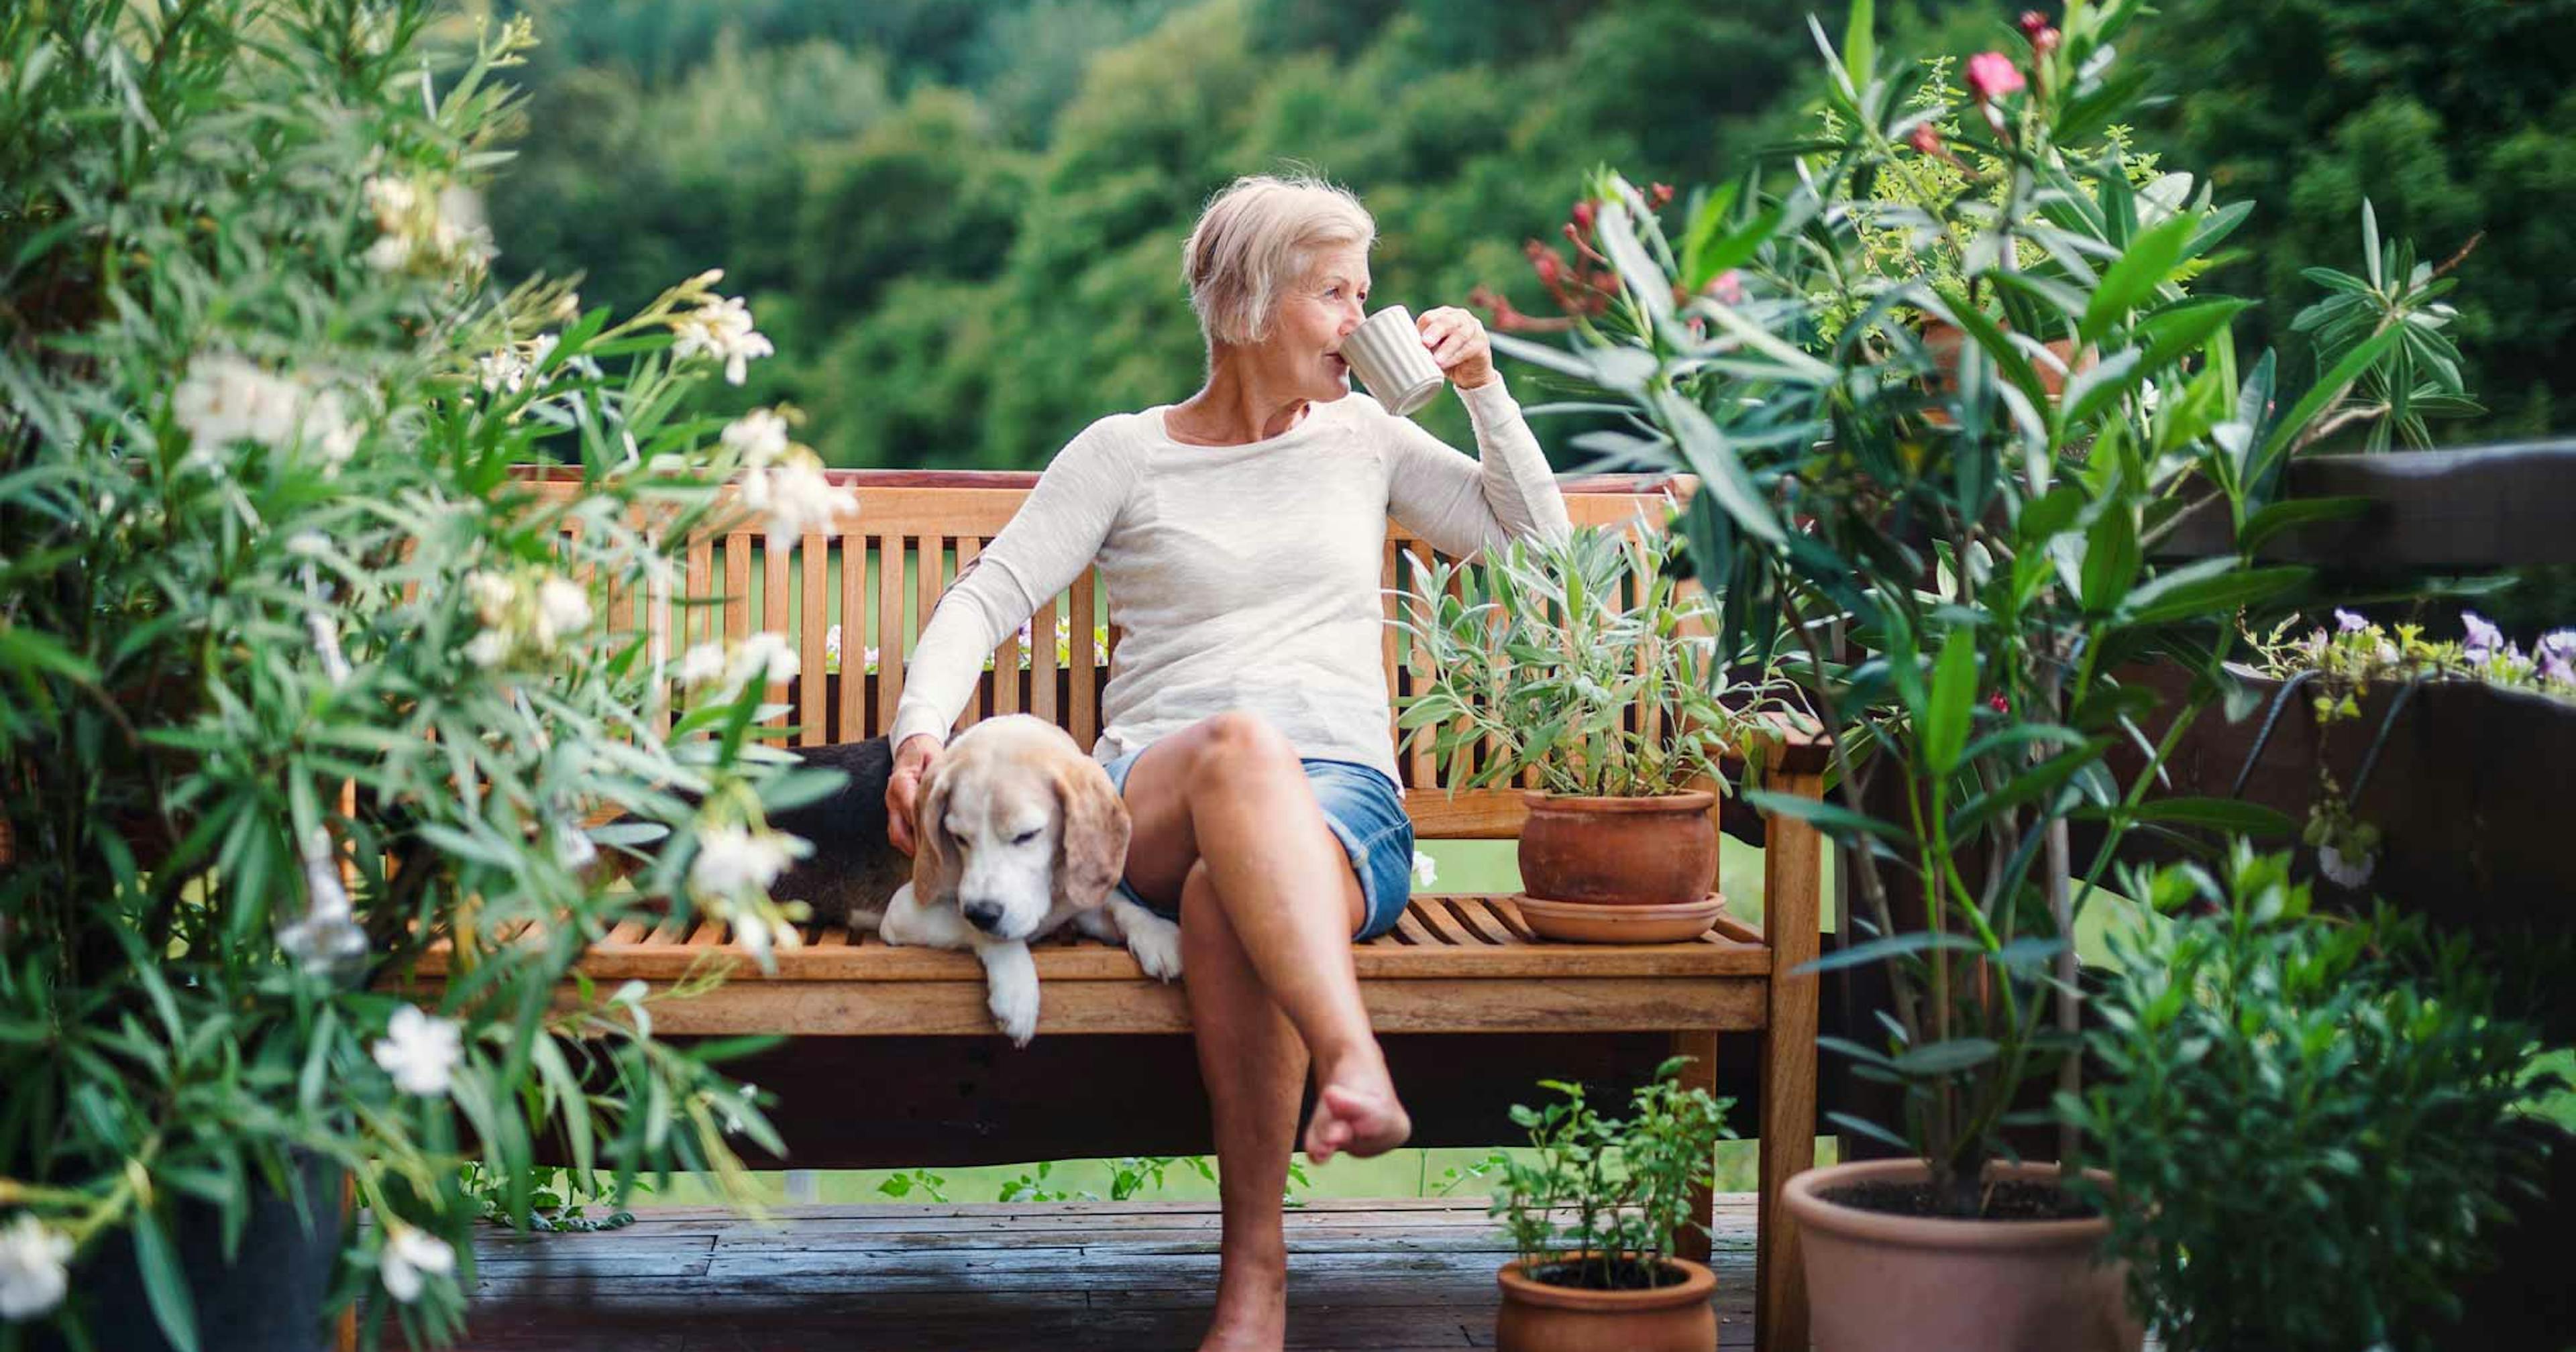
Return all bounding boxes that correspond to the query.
[1301,1058,1412,1162]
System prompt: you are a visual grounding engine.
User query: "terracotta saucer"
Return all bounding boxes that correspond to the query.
[1509,892,1727,944]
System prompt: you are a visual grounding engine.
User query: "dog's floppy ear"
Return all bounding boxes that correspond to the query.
[1051,757,1131,910]
[910,754,960,906]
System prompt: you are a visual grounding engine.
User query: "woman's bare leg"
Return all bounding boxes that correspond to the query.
[1118,712,1415,1351]
[1179,860,1300,1352]
[1121,712,1412,1160]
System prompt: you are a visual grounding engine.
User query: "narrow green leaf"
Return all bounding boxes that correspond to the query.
[1921,626,1976,775]
[2127,797,2296,836]
[1743,789,1909,842]
[2251,326,2402,486]
[2080,211,2201,346]
[2238,496,2371,553]
[133,1208,203,1352]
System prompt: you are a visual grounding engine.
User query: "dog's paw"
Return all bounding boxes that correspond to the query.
[1123,910,1184,982]
[986,961,1041,1046]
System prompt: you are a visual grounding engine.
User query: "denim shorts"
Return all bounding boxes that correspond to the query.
[1100,748,1415,941]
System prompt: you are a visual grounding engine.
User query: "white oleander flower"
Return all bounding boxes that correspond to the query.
[676,640,729,687]
[670,294,773,386]
[462,629,511,669]
[173,353,298,461]
[364,174,419,225]
[722,408,792,467]
[689,824,796,899]
[0,1213,72,1320]
[364,233,412,271]
[464,569,516,624]
[378,1224,455,1304]
[728,631,800,687]
[741,449,855,549]
[1411,850,1438,890]
[372,1005,463,1096]
[533,576,592,647]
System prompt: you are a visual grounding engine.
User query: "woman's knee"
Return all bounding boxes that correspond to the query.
[1187,710,1300,786]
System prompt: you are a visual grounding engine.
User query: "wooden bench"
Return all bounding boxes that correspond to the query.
[413,467,1826,1351]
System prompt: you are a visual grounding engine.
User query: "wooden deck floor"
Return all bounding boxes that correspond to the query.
[459,1195,1759,1351]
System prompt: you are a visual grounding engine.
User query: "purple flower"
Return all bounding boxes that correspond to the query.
[2544,653,2576,688]
[2461,612,2504,660]
[2540,629,2576,663]
[2334,608,2367,634]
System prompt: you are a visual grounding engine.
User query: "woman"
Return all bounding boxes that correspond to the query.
[882,172,1569,1352]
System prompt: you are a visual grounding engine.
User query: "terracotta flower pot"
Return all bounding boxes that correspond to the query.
[1517,791,1717,907]
[1495,1255,1717,1352]
[1784,1159,2140,1352]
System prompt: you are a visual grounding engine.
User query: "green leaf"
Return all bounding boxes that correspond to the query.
[1842,0,1876,95]
[1893,1037,2001,1074]
[2081,504,2141,616]
[2126,797,2297,836]
[2237,496,2371,554]
[2250,325,2402,488]
[1794,930,1986,974]
[1921,626,1976,775]
[133,1208,203,1352]
[2117,564,2310,626]
[2080,211,2201,346]
[1743,789,1909,842]
[2133,297,2253,374]
[1654,391,1784,546]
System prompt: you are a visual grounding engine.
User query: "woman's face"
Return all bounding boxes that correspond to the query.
[1262,243,1370,406]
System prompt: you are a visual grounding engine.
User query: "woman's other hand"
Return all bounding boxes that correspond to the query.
[886,733,944,856]
[1417,306,1495,390]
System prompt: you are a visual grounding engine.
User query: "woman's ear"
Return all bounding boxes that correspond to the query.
[910,756,959,906]
[1051,758,1132,910]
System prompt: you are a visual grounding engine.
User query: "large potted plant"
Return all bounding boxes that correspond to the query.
[1392,522,1800,938]
[1482,1059,1734,1352]
[2065,845,2553,1352]
[1477,0,2460,1344]
[0,7,841,1348]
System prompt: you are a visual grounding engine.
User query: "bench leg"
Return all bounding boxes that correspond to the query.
[1755,771,1825,1352]
[1669,1028,1720,1266]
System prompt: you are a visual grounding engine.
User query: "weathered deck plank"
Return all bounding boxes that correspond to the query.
[458,1196,1759,1350]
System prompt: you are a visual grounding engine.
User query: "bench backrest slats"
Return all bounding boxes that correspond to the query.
[521,469,1693,840]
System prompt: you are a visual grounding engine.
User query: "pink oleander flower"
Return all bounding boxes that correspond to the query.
[1703,270,1746,306]
[1909,123,1944,157]
[2017,9,2051,38]
[1966,52,2026,103]
[2029,25,2061,57]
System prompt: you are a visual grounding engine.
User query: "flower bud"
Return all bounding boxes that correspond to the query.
[1648,182,1674,209]
[2031,25,2061,56]
[2017,9,2050,38]
[1909,123,1944,156]
[1570,199,1597,232]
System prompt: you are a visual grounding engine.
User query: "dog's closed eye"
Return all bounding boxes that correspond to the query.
[1010,828,1042,846]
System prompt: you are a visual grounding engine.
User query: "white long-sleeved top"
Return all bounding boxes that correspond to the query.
[888,378,1572,787]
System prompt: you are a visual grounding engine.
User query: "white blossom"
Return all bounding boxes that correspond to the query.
[464,570,515,623]
[363,234,413,271]
[688,824,796,899]
[728,631,800,687]
[371,1005,463,1096]
[552,818,598,870]
[378,1224,455,1304]
[2317,842,2375,889]
[462,629,511,668]
[1411,850,1438,890]
[364,175,419,225]
[172,353,298,461]
[533,576,592,647]
[0,1213,71,1320]
[721,408,791,467]
[670,294,773,386]
[823,623,842,667]
[676,640,730,687]
[741,450,855,548]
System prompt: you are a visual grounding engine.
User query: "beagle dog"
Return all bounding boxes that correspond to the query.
[853,715,1179,1045]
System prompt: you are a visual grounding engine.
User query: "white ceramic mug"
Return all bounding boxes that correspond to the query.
[1340,305,1446,418]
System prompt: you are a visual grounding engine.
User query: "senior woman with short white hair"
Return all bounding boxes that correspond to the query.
[884,171,1568,1351]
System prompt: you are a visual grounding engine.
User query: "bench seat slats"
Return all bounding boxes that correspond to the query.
[405,895,1768,984]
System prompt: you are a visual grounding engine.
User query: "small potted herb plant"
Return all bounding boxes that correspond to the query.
[1482,1059,1734,1352]
[2065,845,2553,1352]
[1392,521,1798,939]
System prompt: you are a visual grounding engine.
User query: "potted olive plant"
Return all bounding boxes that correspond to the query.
[1392,522,1800,940]
[1481,1060,1733,1352]
[2065,846,2553,1352]
[1477,0,2469,1345]
[0,7,839,1349]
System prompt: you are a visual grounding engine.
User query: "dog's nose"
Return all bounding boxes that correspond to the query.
[961,901,1006,933]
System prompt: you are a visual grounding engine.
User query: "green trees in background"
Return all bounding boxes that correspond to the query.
[484,0,2575,471]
